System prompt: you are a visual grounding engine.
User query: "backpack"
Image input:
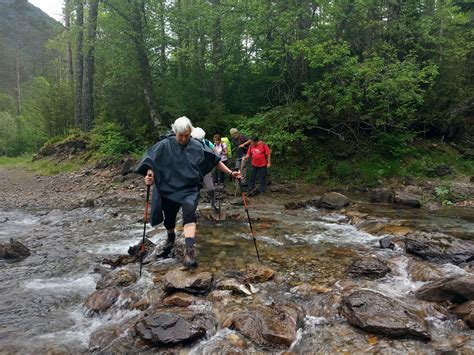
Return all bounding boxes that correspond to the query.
[222,136,232,158]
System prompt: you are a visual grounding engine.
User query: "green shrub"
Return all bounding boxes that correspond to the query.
[89,122,131,160]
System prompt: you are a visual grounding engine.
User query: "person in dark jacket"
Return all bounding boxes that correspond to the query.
[136,116,240,268]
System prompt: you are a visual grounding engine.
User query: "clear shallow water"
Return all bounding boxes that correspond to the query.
[0,199,473,353]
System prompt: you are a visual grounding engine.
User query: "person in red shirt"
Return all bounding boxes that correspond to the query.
[242,136,271,195]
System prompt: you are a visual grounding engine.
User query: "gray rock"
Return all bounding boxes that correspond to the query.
[341,289,431,340]
[222,303,305,347]
[84,288,120,314]
[120,158,136,176]
[0,238,31,262]
[379,236,395,249]
[369,188,394,203]
[415,274,474,303]
[96,269,137,290]
[394,193,421,208]
[135,307,215,345]
[404,232,474,265]
[319,192,350,209]
[163,269,213,295]
[346,257,391,279]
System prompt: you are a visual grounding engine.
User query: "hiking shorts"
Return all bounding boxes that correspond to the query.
[161,196,197,229]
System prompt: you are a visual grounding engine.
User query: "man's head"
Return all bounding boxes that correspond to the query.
[230,128,239,138]
[172,116,194,145]
[251,135,259,145]
[191,127,206,141]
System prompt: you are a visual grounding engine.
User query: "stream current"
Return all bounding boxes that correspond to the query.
[0,198,473,353]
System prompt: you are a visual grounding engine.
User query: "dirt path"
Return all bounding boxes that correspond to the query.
[0,166,143,210]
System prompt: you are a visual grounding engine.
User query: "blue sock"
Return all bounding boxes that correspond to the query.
[185,237,195,247]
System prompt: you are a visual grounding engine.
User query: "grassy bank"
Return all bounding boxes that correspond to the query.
[0,156,84,176]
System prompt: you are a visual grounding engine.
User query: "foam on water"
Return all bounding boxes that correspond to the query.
[375,255,425,298]
[302,220,379,246]
[24,274,97,295]
[36,305,141,348]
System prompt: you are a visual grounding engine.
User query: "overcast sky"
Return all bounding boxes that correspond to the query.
[29,0,64,23]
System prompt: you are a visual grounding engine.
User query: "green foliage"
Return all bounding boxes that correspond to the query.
[373,130,415,159]
[240,103,315,161]
[0,155,83,176]
[434,182,464,206]
[89,122,131,161]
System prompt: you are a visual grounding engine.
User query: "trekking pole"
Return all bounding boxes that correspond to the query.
[139,185,151,278]
[216,172,221,221]
[237,177,261,262]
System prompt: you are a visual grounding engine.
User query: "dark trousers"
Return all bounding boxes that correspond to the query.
[249,166,267,192]
[213,161,228,184]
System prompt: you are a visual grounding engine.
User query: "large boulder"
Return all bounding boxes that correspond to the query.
[318,192,350,209]
[135,307,215,346]
[341,289,431,340]
[394,193,421,208]
[163,269,213,295]
[222,303,305,348]
[415,274,474,303]
[404,232,474,265]
[0,238,31,262]
[346,257,391,280]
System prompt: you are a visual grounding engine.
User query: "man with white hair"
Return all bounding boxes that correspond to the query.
[136,116,240,268]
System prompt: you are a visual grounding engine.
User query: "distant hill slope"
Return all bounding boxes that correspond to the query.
[0,0,61,93]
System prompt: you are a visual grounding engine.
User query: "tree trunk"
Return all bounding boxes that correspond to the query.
[65,0,74,82]
[211,0,224,104]
[131,1,161,127]
[74,0,84,129]
[81,0,99,132]
[15,39,21,115]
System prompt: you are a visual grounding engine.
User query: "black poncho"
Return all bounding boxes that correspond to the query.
[136,135,221,226]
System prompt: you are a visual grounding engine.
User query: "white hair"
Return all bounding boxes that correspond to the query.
[172,116,194,134]
[191,127,206,140]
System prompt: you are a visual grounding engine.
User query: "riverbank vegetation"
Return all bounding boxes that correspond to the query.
[0,0,473,185]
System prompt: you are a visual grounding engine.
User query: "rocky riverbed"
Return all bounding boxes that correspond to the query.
[0,163,473,353]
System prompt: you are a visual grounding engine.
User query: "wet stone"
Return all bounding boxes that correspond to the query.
[346,257,391,280]
[163,269,213,295]
[404,232,474,265]
[341,289,431,341]
[394,193,421,208]
[319,192,350,209]
[162,292,202,307]
[407,260,444,282]
[222,303,305,348]
[0,238,31,262]
[244,263,275,283]
[135,307,215,346]
[415,274,474,303]
[84,288,120,314]
[96,268,138,290]
[369,188,395,203]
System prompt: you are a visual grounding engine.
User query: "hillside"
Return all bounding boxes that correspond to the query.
[0,0,61,93]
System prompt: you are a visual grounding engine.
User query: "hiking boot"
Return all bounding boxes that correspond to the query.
[162,233,175,258]
[183,245,198,268]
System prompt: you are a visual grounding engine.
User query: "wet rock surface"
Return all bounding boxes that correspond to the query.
[222,303,305,347]
[404,232,474,265]
[346,257,391,279]
[341,289,431,340]
[415,274,474,303]
[0,238,31,261]
[135,306,216,346]
[163,269,213,295]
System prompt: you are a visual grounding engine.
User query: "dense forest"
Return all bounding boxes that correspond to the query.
[0,0,473,184]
